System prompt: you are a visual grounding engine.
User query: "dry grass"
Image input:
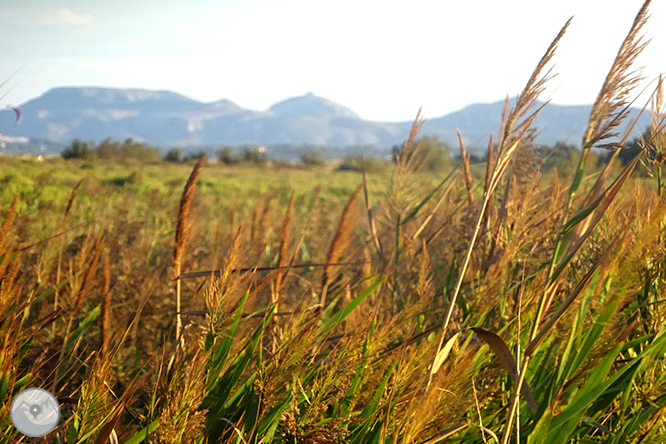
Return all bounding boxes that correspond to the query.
[320,184,363,306]
[173,155,208,343]
[1,2,666,443]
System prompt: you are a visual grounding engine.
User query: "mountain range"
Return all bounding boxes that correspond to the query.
[0,87,653,154]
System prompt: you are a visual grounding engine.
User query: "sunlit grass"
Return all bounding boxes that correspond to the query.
[2,1,666,443]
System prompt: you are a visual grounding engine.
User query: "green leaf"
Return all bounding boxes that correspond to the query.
[569,295,621,376]
[206,292,248,388]
[120,419,159,444]
[65,305,101,351]
[320,277,384,334]
[361,364,393,419]
[350,419,384,444]
[207,308,272,409]
[33,280,68,305]
[13,373,32,393]
[257,397,292,441]
[560,205,597,237]
[0,372,8,406]
[67,415,80,444]
[18,335,34,359]
[320,295,342,325]
[545,345,630,442]
[400,171,455,226]
[204,307,274,442]
[527,409,553,444]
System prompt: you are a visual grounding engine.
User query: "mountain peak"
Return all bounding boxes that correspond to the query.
[269,93,359,119]
[207,98,243,113]
[29,86,199,108]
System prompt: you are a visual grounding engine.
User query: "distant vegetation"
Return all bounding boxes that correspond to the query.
[59,133,659,177]
[60,137,162,163]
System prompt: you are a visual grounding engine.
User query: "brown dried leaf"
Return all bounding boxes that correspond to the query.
[471,327,537,413]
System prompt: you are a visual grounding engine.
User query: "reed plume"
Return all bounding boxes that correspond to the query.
[484,135,494,194]
[275,190,295,299]
[174,155,207,343]
[321,184,363,306]
[73,231,106,313]
[55,179,84,337]
[62,178,84,229]
[101,251,112,357]
[0,193,19,253]
[457,129,474,205]
[0,195,19,297]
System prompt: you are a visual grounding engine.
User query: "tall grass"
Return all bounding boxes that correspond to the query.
[173,155,207,344]
[1,1,666,443]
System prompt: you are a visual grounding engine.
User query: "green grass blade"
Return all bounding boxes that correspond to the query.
[120,420,159,444]
[320,277,383,334]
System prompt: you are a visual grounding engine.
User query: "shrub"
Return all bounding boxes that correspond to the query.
[95,138,121,159]
[337,155,389,173]
[61,139,94,159]
[62,138,161,163]
[216,147,239,165]
[393,135,451,171]
[186,150,209,161]
[299,148,325,166]
[120,138,162,163]
[165,148,181,162]
[242,146,268,165]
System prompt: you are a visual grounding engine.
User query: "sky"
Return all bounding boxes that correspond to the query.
[1,0,665,122]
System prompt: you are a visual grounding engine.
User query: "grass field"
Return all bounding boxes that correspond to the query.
[2,1,666,443]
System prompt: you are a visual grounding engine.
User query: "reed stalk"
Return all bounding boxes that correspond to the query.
[174,155,207,344]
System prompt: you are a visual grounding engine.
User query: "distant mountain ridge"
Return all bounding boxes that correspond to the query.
[0,87,652,153]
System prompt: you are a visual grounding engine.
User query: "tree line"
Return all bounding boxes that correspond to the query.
[59,129,658,174]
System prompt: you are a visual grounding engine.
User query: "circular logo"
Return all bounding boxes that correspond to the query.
[10,388,60,437]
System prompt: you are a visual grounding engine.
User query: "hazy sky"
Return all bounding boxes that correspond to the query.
[1,0,665,122]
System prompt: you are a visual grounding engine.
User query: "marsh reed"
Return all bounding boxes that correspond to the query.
[1,1,666,442]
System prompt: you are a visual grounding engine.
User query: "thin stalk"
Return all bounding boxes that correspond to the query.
[658,164,662,197]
